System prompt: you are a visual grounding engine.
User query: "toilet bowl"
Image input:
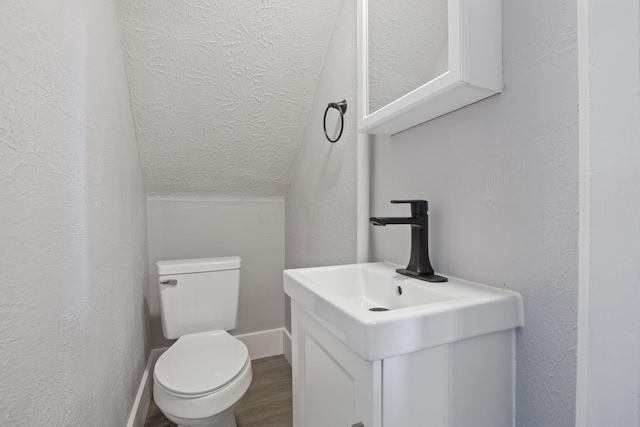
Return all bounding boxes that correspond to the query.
[153,257,251,427]
[153,330,253,427]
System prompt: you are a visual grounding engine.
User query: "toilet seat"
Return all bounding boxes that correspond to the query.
[154,330,249,398]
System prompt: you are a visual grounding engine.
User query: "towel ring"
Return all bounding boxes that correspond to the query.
[323,100,347,143]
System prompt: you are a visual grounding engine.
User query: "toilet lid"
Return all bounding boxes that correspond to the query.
[154,330,249,397]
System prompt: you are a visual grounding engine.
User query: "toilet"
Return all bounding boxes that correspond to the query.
[153,257,252,427]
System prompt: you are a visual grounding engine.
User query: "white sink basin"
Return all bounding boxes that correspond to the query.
[284,262,523,361]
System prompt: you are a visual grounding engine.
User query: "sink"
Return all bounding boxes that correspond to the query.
[293,263,455,311]
[284,262,523,361]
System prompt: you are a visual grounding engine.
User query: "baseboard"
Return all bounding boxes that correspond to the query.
[282,328,292,366]
[233,328,287,360]
[126,347,168,427]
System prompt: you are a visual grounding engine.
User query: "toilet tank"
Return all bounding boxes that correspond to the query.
[157,257,241,339]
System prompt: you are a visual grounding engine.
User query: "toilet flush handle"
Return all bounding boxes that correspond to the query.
[160,279,177,286]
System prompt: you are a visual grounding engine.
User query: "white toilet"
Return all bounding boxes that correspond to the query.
[153,257,252,427]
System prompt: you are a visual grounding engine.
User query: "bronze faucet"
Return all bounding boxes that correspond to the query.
[370,200,447,282]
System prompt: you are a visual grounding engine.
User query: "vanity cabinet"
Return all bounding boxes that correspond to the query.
[292,302,382,427]
[291,300,516,427]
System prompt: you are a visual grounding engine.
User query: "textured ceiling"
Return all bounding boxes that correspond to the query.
[119,0,341,198]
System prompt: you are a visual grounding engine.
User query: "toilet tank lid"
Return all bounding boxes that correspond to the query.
[157,257,240,275]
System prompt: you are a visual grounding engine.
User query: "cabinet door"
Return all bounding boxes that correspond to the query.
[291,302,381,427]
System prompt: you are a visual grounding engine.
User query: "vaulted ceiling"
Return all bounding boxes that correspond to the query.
[119,0,342,199]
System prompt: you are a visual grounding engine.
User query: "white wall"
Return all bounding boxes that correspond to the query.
[285,0,358,330]
[147,199,285,348]
[369,1,578,426]
[576,0,640,425]
[0,0,149,425]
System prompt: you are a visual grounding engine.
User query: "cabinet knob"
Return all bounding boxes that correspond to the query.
[352,423,364,427]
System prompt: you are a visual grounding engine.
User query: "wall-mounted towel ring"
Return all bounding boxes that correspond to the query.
[323,100,347,143]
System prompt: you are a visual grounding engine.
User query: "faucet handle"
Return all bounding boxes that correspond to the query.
[390,199,428,215]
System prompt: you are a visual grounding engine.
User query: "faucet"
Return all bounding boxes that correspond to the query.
[370,200,447,282]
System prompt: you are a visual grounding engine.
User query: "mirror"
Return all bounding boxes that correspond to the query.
[358,0,503,136]
[368,0,449,114]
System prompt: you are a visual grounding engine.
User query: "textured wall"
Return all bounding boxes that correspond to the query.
[284,0,358,331]
[369,1,578,426]
[0,0,149,425]
[147,199,285,348]
[119,0,341,199]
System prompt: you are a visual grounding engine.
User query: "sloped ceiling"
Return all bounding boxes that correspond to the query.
[119,0,341,199]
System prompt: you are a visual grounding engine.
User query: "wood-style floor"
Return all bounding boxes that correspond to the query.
[144,355,292,427]
[236,355,293,427]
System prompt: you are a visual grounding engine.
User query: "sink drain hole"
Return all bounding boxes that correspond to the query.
[397,286,403,295]
[369,307,389,312]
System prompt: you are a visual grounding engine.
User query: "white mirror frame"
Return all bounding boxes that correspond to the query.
[358,0,502,136]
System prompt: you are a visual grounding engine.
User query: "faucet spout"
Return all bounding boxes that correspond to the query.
[369,217,420,226]
[369,200,447,283]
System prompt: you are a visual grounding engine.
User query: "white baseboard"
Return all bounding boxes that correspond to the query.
[126,347,168,427]
[126,328,290,427]
[233,328,286,360]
